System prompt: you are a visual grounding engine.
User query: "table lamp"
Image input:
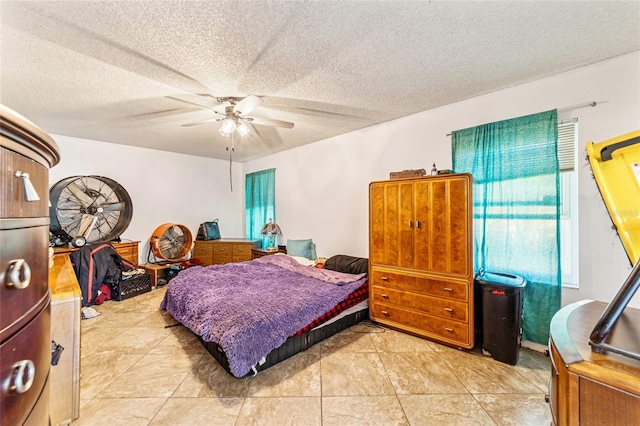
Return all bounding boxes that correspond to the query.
[260,219,282,252]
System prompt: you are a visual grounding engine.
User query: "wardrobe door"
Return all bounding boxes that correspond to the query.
[413,176,472,278]
[413,179,431,271]
[370,181,414,268]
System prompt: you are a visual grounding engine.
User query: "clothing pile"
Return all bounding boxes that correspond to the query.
[70,243,137,310]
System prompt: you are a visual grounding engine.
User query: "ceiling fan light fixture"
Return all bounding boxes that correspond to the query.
[219,118,236,136]
[236,122,250,137]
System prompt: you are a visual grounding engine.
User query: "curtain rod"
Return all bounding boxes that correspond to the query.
[445,101,597,136]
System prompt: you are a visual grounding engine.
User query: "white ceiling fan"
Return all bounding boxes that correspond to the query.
[167,94,295,191]
[167,94,294,138]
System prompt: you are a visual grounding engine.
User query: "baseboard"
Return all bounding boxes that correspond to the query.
[522,339,548,353]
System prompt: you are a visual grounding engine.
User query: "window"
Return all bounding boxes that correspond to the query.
[245,169,276,244]
[452,109,561,345]
[558,121,578,288]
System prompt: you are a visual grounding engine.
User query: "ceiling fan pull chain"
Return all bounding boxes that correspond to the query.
[227,135,234,192]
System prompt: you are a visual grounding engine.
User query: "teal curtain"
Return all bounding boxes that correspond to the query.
[245,168,276,248]
[452,110,560,344]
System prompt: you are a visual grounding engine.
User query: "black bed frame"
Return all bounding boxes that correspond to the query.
[198,308,369,378]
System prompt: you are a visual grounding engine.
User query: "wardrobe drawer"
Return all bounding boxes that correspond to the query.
[371,301,471,347]
[0,225,50,339]
[370,268,468,301]
[371,285,468,322]
[0,305,51,426]
[0,146,49,218]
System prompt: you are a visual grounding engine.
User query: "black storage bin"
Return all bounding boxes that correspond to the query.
[475,271,526,365]
[111,273,152,301]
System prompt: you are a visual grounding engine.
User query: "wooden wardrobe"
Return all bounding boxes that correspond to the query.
[369,173,474,348]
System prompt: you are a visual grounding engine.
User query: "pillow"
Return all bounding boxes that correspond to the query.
[286,239,317,260]
[289,256,317,266]
[324,255,369,275]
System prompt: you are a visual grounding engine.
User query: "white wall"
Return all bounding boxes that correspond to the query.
[244,51,640,308]
[49,135,244,262]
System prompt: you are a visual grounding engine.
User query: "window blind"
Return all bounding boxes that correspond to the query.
[558,121,577,171]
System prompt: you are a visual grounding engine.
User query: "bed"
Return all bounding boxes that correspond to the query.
[160,254,369,378]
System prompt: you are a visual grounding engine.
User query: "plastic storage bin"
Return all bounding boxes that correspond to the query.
[475,271,526,365]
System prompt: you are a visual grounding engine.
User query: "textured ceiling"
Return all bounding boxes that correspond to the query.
[1,1,639,162]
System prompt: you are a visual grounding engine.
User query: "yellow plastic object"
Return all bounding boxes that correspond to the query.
[587,130,640,264]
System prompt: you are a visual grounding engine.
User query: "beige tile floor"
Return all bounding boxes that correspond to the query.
[73,286,552,425]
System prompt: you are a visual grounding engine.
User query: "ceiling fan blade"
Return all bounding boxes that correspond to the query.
[247,116,295,129]
[234,95,262,116]
[166,94,221,110]
[181,116,224,127]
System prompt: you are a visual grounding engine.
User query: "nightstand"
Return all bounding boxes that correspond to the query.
[143,263,172,287]
[251,247,287,259]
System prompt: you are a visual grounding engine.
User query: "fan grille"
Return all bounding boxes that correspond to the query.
[151,223,193,262]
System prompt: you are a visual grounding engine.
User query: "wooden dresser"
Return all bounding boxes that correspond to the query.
[368,173,474,349]
[549,300,640,425]
[53,240,139,265]
[1,104,60,425]
[193,239,260,266]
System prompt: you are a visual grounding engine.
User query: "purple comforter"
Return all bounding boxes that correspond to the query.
[160,255,367,377]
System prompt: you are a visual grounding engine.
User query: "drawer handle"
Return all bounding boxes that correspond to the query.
[444,307,453,312]
[443,287,453,292]
[15,171,41,202]
[10,359,35,394]
[381,293,389,298]
[381,310,389,316]
[444,327,454,332]
[380,276,389,281]
[7,259,31,289]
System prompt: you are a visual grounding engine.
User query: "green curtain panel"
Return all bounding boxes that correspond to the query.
[245,168,276,247]
[452,110,560,344]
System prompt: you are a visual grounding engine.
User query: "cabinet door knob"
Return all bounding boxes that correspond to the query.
[444,307,453,312]
[381,293,389,298]
[6,259,31,289]
[408,220,413,228]
[444,327,454,332]
[381,310,389,316]
[380,276,389,281]
[10,359,35,394]
[443,287,453,292]
[415,220,421,229]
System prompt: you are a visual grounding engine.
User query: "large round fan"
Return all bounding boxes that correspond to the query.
[50,175,133,246]
[150,223,192,262]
